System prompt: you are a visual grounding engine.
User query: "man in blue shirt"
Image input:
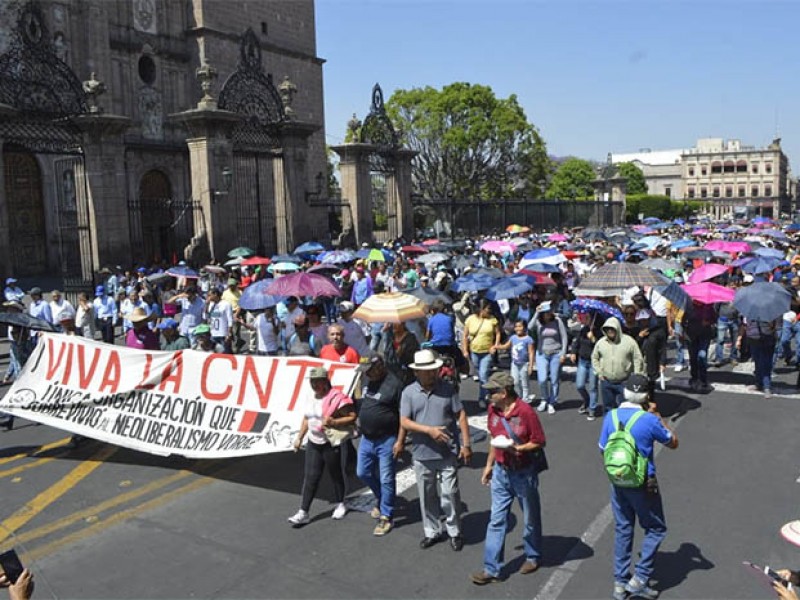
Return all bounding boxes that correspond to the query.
[28,287,53,346]
[93,285,118,344]
[598,374,678,600]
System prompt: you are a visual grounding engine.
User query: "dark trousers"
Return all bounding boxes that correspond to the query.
[99,318,114,344]
[689,336,711,386]
[301,441,345,512]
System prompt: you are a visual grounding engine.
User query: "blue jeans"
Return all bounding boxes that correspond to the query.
[689,336,710,386]
[471,351,492,403]
[369,323,383,352]
[356,434,397,519]
[4,340,21,381]
[510,362,530,399]
[715,320,739,363]
[779,321,799,362]
[610,485,667,583]
[483,464,542,577]
[535,352,562,405]
[601,380,625,410]
[750,340,774,390]
[672,323,686,367]
[575,358,598,412]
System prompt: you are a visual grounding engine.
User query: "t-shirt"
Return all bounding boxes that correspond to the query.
[358,370,403,440]
[400,380,463,461]
[319,343,360,363]
[598,403,672,477]
[487,400,545,469]
[125,327,159,350]
[538,321,563,355]
[303,388,354,446]
[427,313,455,347]
[207,300,233,338]
[510,334,534,365]
[464,315,499,354]
[221,288,241,312]
[255,313,280,353]
[178,297,205,336]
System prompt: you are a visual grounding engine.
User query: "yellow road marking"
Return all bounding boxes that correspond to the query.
[0,437,71,466]
[21,472,221,564]
[0,445,118,543]
[0,456,62,480]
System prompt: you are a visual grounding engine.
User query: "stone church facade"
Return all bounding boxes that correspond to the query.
[0,0,328,283]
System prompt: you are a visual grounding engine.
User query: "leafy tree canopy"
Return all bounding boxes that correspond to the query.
[385,83,550,199]
[546,157,596,200]
[616,162,648,195]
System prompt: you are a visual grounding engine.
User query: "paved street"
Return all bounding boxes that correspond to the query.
[1,349,798,599]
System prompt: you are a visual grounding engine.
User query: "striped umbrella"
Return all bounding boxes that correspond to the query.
[353,292,427,323]
[580,262,669,291]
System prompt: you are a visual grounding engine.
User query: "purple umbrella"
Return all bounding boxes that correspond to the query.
[263,272,341,298]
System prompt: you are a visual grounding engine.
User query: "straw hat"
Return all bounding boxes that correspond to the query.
[129,307,151,323]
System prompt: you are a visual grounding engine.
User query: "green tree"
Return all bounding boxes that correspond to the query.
[385,83,550,199]
[616,162,648,195]
[546,158,596,199]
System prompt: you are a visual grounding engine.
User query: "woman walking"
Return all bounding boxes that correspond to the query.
[531,302,568,415]
[462,299,501,408]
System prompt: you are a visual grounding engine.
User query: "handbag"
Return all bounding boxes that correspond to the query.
[323,424,355,447]
[499,415,549,474]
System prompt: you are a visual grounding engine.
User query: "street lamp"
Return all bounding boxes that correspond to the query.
[212,166,233,203]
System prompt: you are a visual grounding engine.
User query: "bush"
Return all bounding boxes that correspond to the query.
[625,194,707,222]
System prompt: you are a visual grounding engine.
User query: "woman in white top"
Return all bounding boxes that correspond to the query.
[75,292,96,339]
[240,307,280,355]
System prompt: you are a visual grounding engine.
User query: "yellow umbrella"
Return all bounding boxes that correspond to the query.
[506,224,530,234]
[352,292,427,323]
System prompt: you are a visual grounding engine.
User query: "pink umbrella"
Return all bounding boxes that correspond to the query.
[687,263,730,284]
[692,228,710,235]
[704,240,751,254]
[480,240,516,254]
[423,239,440,245]
[263,272,341,297]
[681,282,735,304]
[548,233,569,242]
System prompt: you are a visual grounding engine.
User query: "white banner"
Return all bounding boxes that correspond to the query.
[0,334,359,459]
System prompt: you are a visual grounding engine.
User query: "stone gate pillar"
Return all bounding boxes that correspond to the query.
[0,103,17,277]
[276,121,320,253]
[387,148,416,240]
[333,143,375,246]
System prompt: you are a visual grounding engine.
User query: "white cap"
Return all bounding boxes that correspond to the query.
[743,274,754,283]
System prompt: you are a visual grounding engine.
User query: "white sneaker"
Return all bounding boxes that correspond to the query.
[547,404,556,415]
[673,364,684,372]
[332,502,348,520]
[527,394,537,403]
[472,375,479,382]
[537,401,547,412]
[288,509,309,527]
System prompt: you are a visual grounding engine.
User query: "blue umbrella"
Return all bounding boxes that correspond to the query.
[631,236,662,250]
[786,223,800,232]
[642,217,660,224]
[731,256,754,268]
[761,229,788,240]
[570,298,623,320]
[271,254,302,264]
[720,226,742,234]
[523,248,560,261]
[741,256,782,275]
[671,239,695,250]
[734,282,791,321]
[520,262,560,273]
[484,275,534,301]
[451,274,495,292]
[238,280,281,311]
[673,219,686,226]
[650,221,672,230]
[355,248,371,259]
[320,250,356,264]
[294,241,326,255]
[166,265,198,278]
[754,247,785,259]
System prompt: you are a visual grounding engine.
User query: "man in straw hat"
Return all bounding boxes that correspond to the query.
[125,307,158,350]
[400,349,471,552]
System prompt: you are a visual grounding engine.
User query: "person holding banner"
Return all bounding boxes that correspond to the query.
[288,367,357,527]
[125,308,158,350]
[159,319,190,351]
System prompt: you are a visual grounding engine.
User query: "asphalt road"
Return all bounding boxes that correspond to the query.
[1,351,799,599]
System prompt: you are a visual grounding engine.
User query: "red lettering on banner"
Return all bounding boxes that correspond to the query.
[59,341,75,385]
[327,363,356,394]
[237,357,278,409]
[135,354,157,390]
[286,359,320,411]
[201,354,237,400]
[99,350,121,393]
[46,338,71,380]
[159,351,183,394]
[76,344,102,388]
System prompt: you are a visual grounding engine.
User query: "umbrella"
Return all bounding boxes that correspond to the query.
[548,233,569,242]
[720,225,744,233]
[0,312,57,332]
[582,230,608,241]
[241,256,272,266]
[570,298,623,320]
[166,265,198,279]
[402,286,452,306]
[238,280,281,311]
[731,256,754,268]
[761,229,788,240]
[353,292,427,323]
[752,216,771,224]
[786,223,800,232]
[754,247,785,259]
[506,224,530,234]
[522,248,565,266]
[469,267,505,278]
[670,240,696,250]
[704,240,751,254]
[227,246,255,258]
[422,239,440,246]
[681,282,735,305]
[518,261,560,273]
[146,271,171,283]
[449,255,476,271]
[632,236,663,249]
[264,272,341,297]
[480,240,516,254]
[320,250,356,264]
[687,263,729,284]
[579,262,669,291]
[307,264,341,275]
[202,265,227,275]
[484,275,534,301]
[640,258,679,272]
[682,249,712,261]
[734,282,791,321]
[451,274,495,292]
[271,254,302,264]
[642,217,660,224]
[401,245,428,254]
[741,256,782,275]
[517,270,556,286]
[367,248,386,262]
[268,262,302,273]
[692,228,710,235]
[224,256,243,267]
[294,241,326,255]
[416,252,449,265]
[655,281,690,312]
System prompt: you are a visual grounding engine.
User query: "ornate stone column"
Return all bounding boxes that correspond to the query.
[332,143,375,245]
[387,148,416,240]
[0,103,19,277]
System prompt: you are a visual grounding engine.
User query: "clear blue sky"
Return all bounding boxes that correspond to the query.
[317,0,800,169]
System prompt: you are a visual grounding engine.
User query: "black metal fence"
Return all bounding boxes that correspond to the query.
[412,198,625,237]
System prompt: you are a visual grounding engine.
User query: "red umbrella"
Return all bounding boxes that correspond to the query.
[518,270,556,286]
[422,239,440,245]
[242,256,272,266]
[263,272,341,297]
[401,245,428,253]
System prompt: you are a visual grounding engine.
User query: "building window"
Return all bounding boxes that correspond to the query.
[138,55,156,85]
[261,21,268,35]
[711,161,722,174]
[664,187,671,198]
[738,186,745,197]
[765,163,773,174]
[725,186,733,197]
[688,167,695,176]
[688,186,695,199]
[736,160,747,173]
[751,185,759,197]
[752,163,759,174]
[723,161,735,173]
[712,186,720,198]
[700,187,707,198]
[701,165,708,176]
[765,185,772,197]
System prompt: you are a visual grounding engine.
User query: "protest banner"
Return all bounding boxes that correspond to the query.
[0,334,359,459]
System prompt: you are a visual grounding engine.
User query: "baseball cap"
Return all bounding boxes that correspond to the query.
[29,287,42,296]
[158,318,179,330]
[193,324,211,335]
[228,278,238,286]
[5,277,16,284]
[339,301,355,313]
[95,285,105,296]
[356,355,383,373]
[624,374,650,403]
[482,371,515,391]
[309,366,328,379]
[137,267,147,273]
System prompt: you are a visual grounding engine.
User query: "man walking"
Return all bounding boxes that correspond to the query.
[599,374,678,600]
[591,317,645,411]
[93,285,117,344]
[355,356,405,536]
[400,349,471,551]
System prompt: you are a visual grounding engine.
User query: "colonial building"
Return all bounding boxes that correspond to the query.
[613,137,794,219]
[0,0,329,284]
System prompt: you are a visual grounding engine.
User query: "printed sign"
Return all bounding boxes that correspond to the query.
[0,334,358,459]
